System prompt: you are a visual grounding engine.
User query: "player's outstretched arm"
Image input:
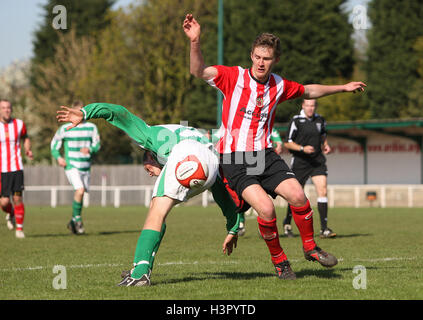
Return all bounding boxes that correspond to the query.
[72,102,152,151]
[183,13,217,80]
[303,81,366,99]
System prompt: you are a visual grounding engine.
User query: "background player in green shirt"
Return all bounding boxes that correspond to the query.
[51,100,100,235]
[57,102,242,286]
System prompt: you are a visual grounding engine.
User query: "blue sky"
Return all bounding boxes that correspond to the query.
[0,0,369,70]
[0,0,134,69]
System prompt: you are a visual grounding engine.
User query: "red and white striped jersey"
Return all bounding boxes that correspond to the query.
[0,119,27,173]
[206,65,304,153]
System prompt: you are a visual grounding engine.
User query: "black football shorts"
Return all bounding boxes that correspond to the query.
[220,148,296,199]
[291,156,328,187]
[0,170,24,197]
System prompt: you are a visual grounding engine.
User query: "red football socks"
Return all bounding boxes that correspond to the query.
[14,203,25,231]
[257,216,287,264]
[290,200,316,252]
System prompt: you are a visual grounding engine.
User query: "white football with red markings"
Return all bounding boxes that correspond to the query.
[175,155,208,188]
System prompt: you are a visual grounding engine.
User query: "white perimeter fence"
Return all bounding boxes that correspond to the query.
[23,184,423,208]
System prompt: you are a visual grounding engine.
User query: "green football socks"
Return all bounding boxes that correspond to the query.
[132,224,166,279]
[72,200,83,222]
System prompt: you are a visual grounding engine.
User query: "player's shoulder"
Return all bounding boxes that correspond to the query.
[11,118,25,125]
[292,113,306,121]
[214,65,242,73]
[290,113,307,127]
[58,122,71,129]
[270,72,284,83]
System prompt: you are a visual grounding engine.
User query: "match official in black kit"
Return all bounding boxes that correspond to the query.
[282,99,336,239]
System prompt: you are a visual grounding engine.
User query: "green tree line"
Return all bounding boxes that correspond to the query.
[2,0,421,164]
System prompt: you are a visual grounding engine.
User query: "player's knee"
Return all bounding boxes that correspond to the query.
[318,187,327,197]
[288,190,307,207]
[255,202,276,220]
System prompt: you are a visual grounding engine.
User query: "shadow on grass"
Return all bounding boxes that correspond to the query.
[97,230,140,236]
[154,268,351,284]
[294,268,342,279]
[28,233,76,238]
[153,271,274,285]
[28,230,140,238]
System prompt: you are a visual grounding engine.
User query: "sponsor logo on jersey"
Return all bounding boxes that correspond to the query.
[238,107,268,122]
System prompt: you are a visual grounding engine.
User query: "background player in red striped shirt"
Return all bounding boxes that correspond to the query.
[0,99,33,238]
[184,14,366,279]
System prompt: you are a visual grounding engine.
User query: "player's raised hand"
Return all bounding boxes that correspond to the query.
[344,81,366,93]
[183,13,201,42]
[56,105,84,130]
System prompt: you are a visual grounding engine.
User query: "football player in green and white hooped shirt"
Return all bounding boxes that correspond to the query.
[51,101,100,235]
[56,102,242,287]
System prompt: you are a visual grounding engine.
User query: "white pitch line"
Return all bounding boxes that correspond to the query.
[0,257,417,273]
[352,257,417,262]
[0,263,125,272]
[0,260,239,272]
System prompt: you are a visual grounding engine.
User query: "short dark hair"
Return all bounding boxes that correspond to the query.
[251,33,281,58]
[72,100,84,108]
[142,150,151,164]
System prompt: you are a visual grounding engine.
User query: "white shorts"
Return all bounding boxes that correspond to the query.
[65,168,90,191]
[152,140,219,202]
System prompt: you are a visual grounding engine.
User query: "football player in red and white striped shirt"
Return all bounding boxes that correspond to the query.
[0,99,33,238]
[184,14,366,279]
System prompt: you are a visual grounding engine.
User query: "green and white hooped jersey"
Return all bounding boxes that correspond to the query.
[148,124,214,165]
[51,122,100,171]
[81,103,212,166]
[81,103,239,234]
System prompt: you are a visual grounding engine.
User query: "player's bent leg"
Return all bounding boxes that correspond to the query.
[274,178,314,246]
[242,185,295,278]
[120,223,166,279]
[119,196,176,287]
[274,177,307,207]
[275,179,337,267]
[241,184,276,221]
[289,199,337,267]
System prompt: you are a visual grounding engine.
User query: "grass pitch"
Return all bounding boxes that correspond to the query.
[0,205,422,300]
